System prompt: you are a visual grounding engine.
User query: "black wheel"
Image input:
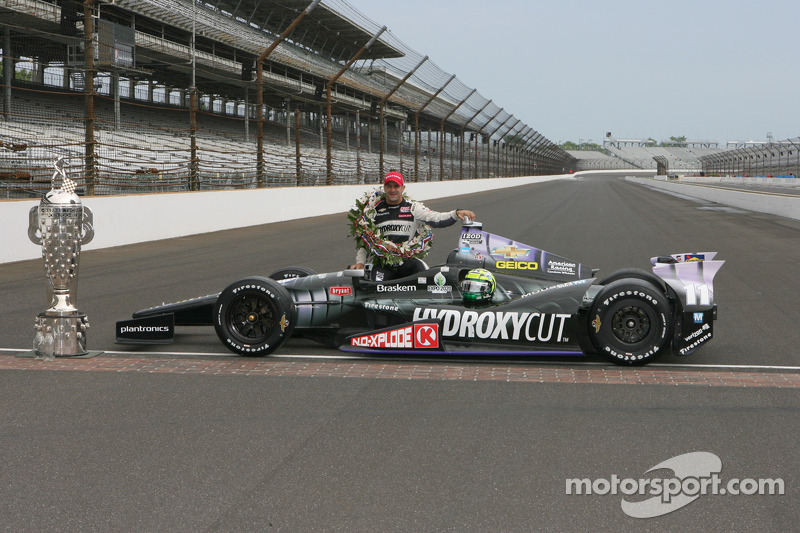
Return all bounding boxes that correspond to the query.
[213,277,296,356]
[589,279,673,366]
[268,266,316,281]
[598,268,666,292]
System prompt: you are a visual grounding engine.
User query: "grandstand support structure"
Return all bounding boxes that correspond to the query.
[0,0,577,196]
[378,54,427,178]
[439,88,477,180]
[255,0,320,188]
[325,25,386,185]
[458,98,490,180]
[472,106,502,180]
[413,73,455,183]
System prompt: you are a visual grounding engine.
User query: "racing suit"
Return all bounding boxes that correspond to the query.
[355,198,459,279]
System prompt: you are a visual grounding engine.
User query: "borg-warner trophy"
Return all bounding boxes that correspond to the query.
[27,159,94,359]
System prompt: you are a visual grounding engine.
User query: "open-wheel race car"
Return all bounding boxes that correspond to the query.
[116,221,724,366]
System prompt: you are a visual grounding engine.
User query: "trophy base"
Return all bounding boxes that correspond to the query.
[33,313,90,359]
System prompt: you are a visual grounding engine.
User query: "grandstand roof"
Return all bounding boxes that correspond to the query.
[204,0,403,61]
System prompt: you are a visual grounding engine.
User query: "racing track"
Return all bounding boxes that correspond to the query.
[2,172,799,366]
[1,174,798,531]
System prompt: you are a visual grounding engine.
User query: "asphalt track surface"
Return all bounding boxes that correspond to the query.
[1,174,798,531]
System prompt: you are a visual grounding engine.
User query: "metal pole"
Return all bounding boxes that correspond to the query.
[83,0,96,194]
[439,88,476,180]
[378,55,427,177]
[458,99,492,180]
[2,26,11,119]
[414,74,455,182]
[327,27,387,184]
[471,107,503,179]
[256,0,321,187]
[492,116,516,177]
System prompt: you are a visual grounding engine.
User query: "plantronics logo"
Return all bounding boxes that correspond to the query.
[119,325,170,333]
[566,452,785,518]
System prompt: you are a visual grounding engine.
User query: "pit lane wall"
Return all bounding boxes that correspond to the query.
[2,173,590,265]
[625,175,800,221]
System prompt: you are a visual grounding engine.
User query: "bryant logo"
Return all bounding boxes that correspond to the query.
[329,286,353,297]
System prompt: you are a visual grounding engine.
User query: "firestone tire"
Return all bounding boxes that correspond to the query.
[268,266,317,281]
[598,268,666,293]
[213,277,296,356]
[589,279,673,366]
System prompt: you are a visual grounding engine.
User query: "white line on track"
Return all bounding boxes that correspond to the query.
[2,347,800,372]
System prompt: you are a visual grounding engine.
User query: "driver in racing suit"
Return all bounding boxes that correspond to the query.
[350,171,476,281]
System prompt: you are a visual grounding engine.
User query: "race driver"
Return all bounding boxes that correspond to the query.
[350,170,476,280]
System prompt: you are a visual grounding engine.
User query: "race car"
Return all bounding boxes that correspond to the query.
[116,221,724,366]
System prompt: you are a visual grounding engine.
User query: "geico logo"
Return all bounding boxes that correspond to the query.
[496,260,539,270]
[377,285,416,292]
[413,308,570,342]
[119,326,170,333]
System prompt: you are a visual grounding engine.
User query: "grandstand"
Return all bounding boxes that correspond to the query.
[0,0,575,197]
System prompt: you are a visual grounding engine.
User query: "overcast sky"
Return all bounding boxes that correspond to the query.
[344,0,799,145]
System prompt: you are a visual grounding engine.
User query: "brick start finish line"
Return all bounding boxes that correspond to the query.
[1,354,799,389]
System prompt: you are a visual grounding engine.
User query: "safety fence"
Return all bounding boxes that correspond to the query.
[699,138,800,178]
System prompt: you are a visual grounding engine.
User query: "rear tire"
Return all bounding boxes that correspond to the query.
[589,279,672,366]
[214,277,295,356]
[268,266,317,281]
[598,268,666,292]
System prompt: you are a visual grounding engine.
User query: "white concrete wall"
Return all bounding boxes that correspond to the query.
[1,174,572,265]
[626,177,800,221]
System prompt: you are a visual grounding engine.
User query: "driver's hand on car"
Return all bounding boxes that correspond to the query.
[349,263,365,270]
[456,209,476,221]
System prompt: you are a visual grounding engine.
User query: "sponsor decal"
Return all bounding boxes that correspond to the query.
[677,253,706,263]
[363,302,400,312]
[461,232,483,244]
[434,272,447,286]
[413,308,571,342]
[349,323,440,349]
[440,266,450,272]
[400,206,411,213]
[460,247,471,253]
[521,279,593,298]
[592,314,602,333]
[491,245,530,258]
[119,325,170,333]
[684,323,710,343]
[377,284,416,292]
[427,285,452,294]
[496,260,539,270]
[279,314,289,332]
[418,277,427,284]
[329,286,353,297]
[379,223,414,233]
[679,333,712,355]
[693,312,704,324]
[546,259,576,275]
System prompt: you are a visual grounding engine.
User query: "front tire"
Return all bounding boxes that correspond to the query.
[589,279,672,366]
[213,277,295,356]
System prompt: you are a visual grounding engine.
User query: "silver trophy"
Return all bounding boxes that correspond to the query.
[28,158,94,359]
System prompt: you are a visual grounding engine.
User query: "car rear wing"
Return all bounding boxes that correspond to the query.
[651,253,725,356]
